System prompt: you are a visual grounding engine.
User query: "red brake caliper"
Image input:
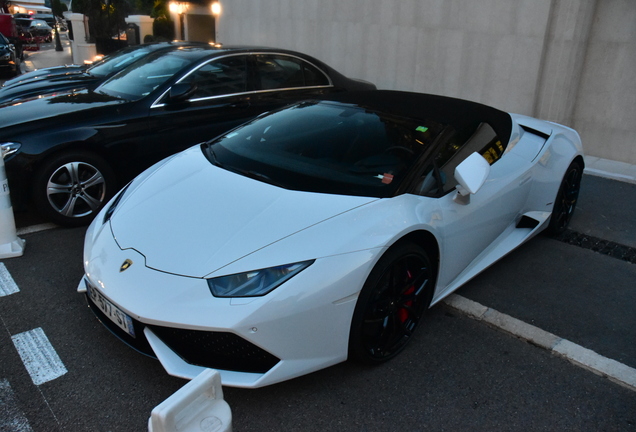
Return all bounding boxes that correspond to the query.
[399,269,414,323]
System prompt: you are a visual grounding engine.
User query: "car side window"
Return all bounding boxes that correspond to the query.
[185,55,248,100]
[255,54,330,90]
[416,122,505,197]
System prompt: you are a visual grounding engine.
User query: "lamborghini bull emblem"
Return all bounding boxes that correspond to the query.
[120,259,133,272]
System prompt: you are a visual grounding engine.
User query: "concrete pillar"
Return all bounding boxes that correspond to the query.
[126,15,154,44]
[63,12,97,64]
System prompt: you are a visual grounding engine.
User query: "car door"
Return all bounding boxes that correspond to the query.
[416,123,535,294]
[145,54,263,160]
[247,53,336,114]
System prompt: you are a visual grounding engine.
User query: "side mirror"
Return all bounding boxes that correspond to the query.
[453,152,490,203]
[167,82,197,103]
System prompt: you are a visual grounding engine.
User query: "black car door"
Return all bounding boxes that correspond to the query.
[144,54,262,160]
[247,53,337,114]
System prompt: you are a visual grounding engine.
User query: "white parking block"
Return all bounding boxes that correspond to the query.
[0,150,25,259]
[149,368,232,432]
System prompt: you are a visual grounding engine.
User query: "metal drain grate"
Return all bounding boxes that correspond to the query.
[554,230,636,264]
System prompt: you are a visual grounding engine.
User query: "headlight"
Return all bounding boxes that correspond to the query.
[207,260,314,298]
[1,142,21,159]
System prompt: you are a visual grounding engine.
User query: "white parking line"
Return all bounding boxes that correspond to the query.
[443,294,636,392]
[0,263,20,297]
[11,328,68,386]
[0,379,34,432]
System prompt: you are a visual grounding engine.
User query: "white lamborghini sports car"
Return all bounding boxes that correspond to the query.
[79,91,584,388]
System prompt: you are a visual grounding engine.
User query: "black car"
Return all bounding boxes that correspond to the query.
[0,41,209,103]
[0,45,375,226]
[15,18,52,43]
[0,32,20,77]
[31,13,56,29]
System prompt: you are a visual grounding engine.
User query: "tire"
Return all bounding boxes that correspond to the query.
[547,160,582,236]
[349,242,435,364]
[31,151,116,227]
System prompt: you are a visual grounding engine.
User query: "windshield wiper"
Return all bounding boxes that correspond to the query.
[202,143,224,168]
[201,143,284,188]
[232,168,286,188]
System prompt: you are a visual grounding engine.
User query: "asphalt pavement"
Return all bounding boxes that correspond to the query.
[2,199,635,431]
[1,42,635,431]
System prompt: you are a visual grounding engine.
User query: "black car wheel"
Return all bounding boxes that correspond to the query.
[349,242,435,364]
[32,152,116,226]
[547,160,582,236]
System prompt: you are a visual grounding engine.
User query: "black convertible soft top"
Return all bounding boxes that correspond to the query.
[322,90,513,145]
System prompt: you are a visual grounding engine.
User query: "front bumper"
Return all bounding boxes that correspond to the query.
[81,283,280,374]
[80,218,379,387]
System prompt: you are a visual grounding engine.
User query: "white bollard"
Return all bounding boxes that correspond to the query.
[148,369,232,432]
[0,149,25,259]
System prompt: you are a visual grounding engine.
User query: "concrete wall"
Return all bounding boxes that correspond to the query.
[570,1,636,165]
[217,0,636,165]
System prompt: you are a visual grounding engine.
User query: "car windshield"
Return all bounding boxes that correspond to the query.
[15,18,31,27]
[87,46,158,78]
[30,19,49,28]
[204,101,449,198]
[97,49,200,101]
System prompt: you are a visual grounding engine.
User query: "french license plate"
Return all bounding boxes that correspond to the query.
[87,283,136,338]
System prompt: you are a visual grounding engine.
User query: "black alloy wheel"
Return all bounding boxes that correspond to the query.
[547,160,582,235]
[349,242,435,364]
[32,151,116,227]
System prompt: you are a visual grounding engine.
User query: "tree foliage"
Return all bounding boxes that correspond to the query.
[72,0,129,41]
[50,0,68,17]
[149,0,173,41]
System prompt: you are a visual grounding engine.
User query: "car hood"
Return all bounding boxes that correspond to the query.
[0,89,125,128]
[0,74,98,103]
[110,146,378,278]
[2,64,85,87]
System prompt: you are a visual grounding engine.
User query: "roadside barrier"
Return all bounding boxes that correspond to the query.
[0,149,25,259]
[148,368,232,432]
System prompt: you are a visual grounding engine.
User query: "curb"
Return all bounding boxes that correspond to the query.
[585,168,636,185]
[443,294,636,392]
[16,223,58,236]
[22,60,35,72]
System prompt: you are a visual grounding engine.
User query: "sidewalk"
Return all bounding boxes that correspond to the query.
[21,33,74,72]
[584,155,636,185]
